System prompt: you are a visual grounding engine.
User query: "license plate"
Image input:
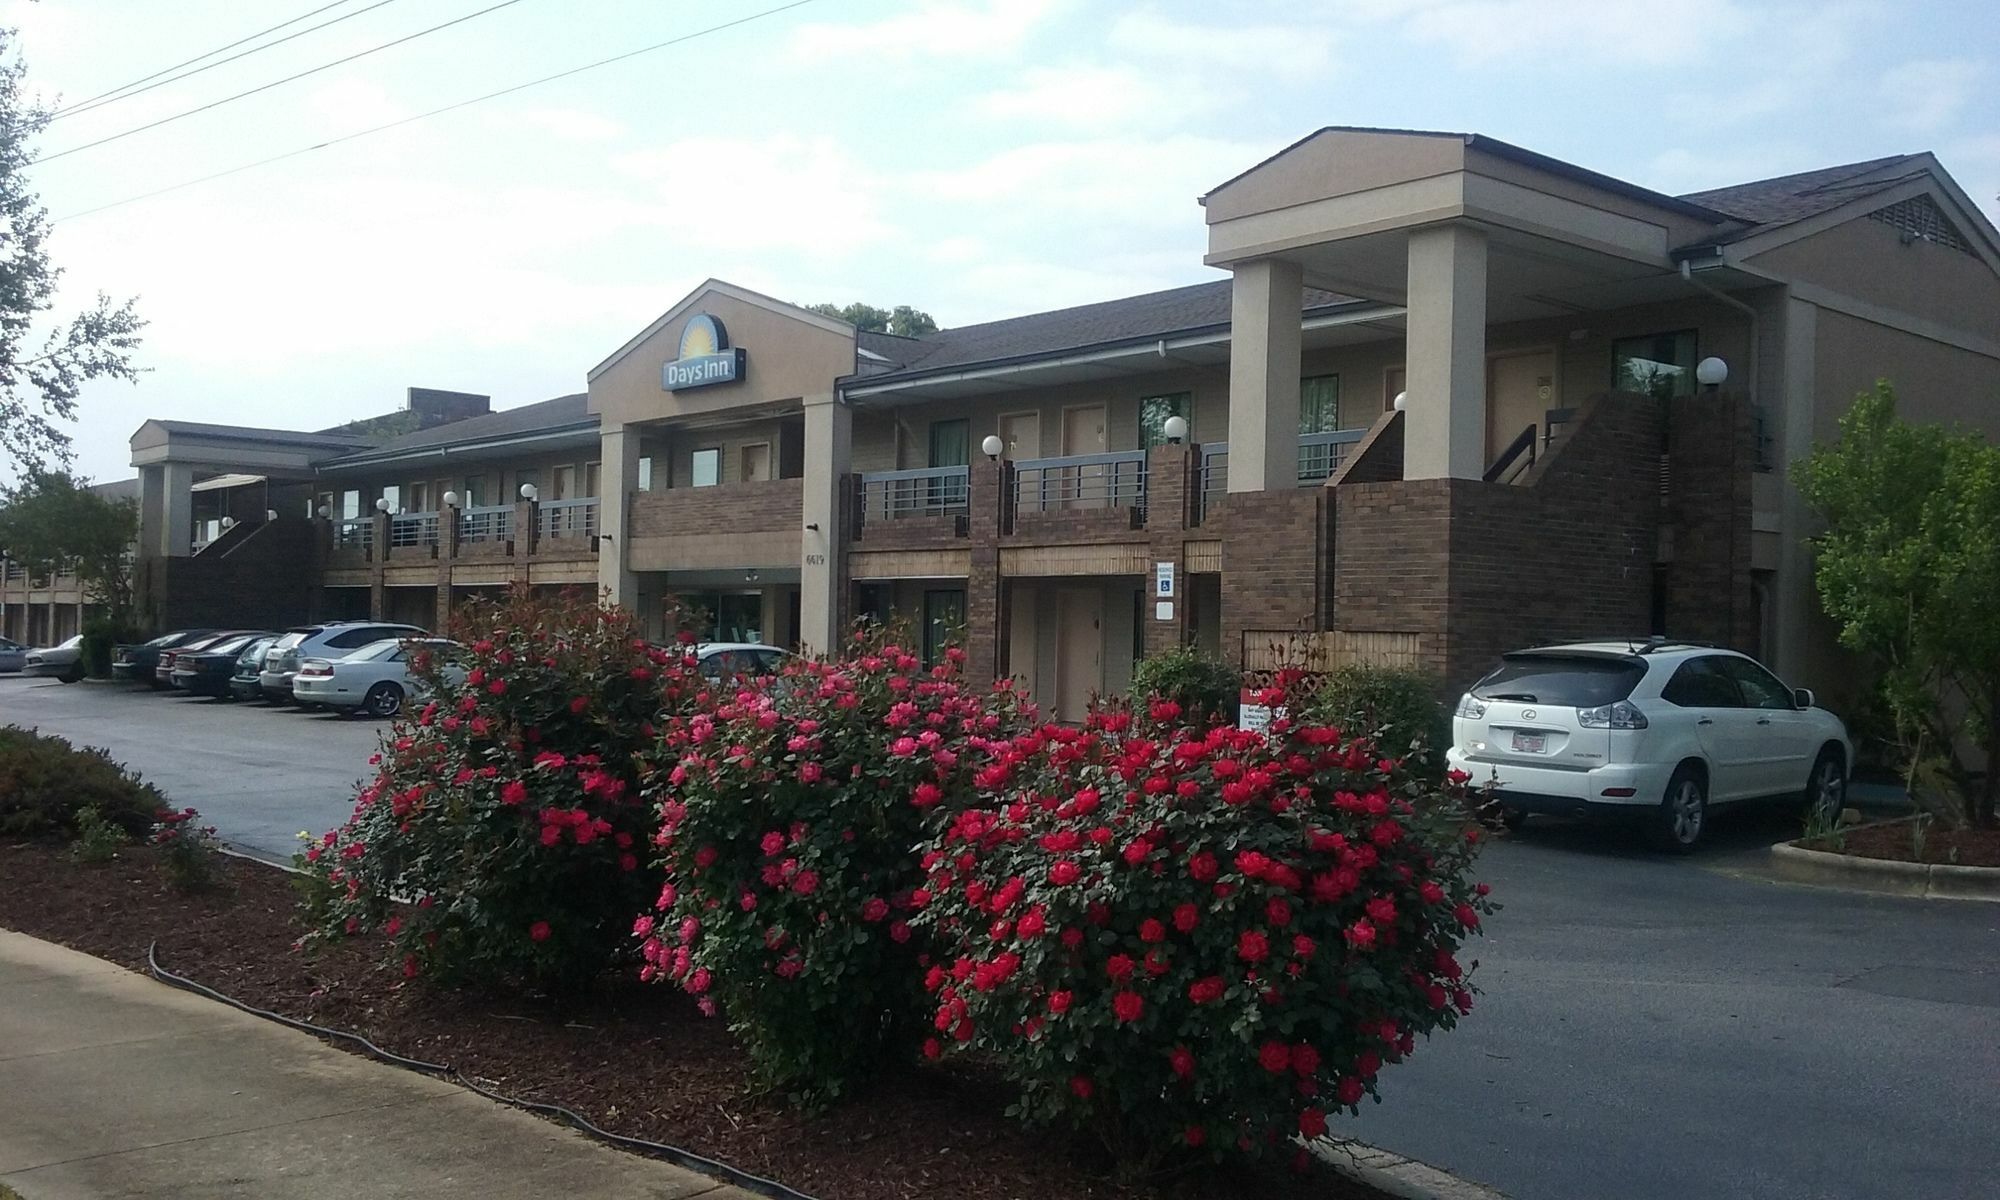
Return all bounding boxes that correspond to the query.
[1511,731,1546,753]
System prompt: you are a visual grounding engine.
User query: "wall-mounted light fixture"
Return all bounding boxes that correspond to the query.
[441,491,460,509]
[519,483,538,501]
[981,434,1005,460]
[1161,415,1188,445]
[1696,357,1729,390]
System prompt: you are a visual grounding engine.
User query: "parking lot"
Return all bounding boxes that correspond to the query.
[0,674,382,861]
[2,673,1997,1200]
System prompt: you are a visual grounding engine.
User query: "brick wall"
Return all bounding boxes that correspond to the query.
[629,478,804,537]
[138,518,319,632]
[1666,392,1756,651]
[1218,488,1331,667]
[1332,410,1405,485]
[1332,479,1454,679]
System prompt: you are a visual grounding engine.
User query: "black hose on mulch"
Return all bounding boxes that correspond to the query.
[145,941,824,1200]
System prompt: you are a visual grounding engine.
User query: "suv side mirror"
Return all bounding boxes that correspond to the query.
[1793,687,1815,710]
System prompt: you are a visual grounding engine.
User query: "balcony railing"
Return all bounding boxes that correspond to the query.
[1014,451,1149,515]
[858,465,970,523]
[1296,428,1366,483]
[333,517,373,551]
[458,504,514,544]
[537,497,599,541]
[390,512,441,548]
[1752,405,1774,472]
[1199,445,1229,522]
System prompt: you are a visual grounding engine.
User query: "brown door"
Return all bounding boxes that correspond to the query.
[1486,351,1556,470]
[1060,405,1108,507]
[1054,587,1103,722]
[999,411,1041,459]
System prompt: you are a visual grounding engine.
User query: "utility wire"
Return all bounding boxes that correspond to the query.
[54,0,823,222]
[35,0,532,164]
[53,0,403,123]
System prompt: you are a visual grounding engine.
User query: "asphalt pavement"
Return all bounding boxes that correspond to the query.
[4,674,1997,1200]
[0,674,382,862]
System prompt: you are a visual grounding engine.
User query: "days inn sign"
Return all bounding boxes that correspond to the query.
[662,313,745,391]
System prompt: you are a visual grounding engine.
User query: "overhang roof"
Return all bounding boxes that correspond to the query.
[315,393,593,471]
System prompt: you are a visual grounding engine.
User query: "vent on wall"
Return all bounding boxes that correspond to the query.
[1868,195,1975,257]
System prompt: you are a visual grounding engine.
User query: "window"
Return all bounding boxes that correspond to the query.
[407,482,429,512]
[741,443,772,483]
[856,583,892,625]
[1661,658,1741,708]
[340,490,361,520]
[1139,392,1191,448]
[461,476,486,508]
[1300,374,1341,433]
[1713,655,1795,710]
[928,419,969,468]
[690,448,721,488]
[636,457,654,493]
[922,588,965,669]
[1471,655,1644,707]
[584,462,601,499]
[1612,331,1697,400]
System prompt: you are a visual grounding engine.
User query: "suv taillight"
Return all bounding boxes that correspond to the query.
[1455,694,1487,719]
[1577,700,1649,729]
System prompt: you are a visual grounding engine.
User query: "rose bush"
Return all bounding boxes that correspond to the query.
[916,684,1495,1169]
[638,632,1026,1107]
[299,588,708,991]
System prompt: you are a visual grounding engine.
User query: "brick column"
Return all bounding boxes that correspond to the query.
[435,499,460,628]
[964,457,1014,684]
[512,498,537,587]
[368,510,390,619]
[1142,442,1197,657]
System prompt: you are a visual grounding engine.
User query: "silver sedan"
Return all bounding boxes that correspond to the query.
[23,634,85,683]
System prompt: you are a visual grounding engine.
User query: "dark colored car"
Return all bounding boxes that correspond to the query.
[169,631,275,698]
[113,629,219,688]
[157,630,263,688]
[228,635,280,701]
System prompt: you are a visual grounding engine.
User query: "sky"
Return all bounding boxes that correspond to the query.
[8,0,1997,483]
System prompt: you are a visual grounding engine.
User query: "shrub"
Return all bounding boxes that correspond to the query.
[917,686,1494,1170]
[1298,665,1450,782]
[638,633,1025,1107]
[0,726,164,840]
[298,589,705,991]
[154,806,224,892]
[69,805,128,863]
[81,614,143,679]
[1130,644,1239,725]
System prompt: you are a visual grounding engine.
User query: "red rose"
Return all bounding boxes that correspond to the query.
[1016,908,1047,938]
[1048,860,1081,886]
[1169,1045,1195,1078]
[1455,903,1480,929]
[1188,850,1218,882]
[1139,918,1166,943]
[1266,898,1293,927]
[1292,933,1316,958]
[568,696,588,714]
[1069,1075,1093,1100]
[1188,976,1225,1004]
[1060,927,1084,949]
[1048,990,1073,1015]
[861,898,890,922]
[1173,903,1199,933]
[1258,1041,1291,1073]
[1183,1124,1206,1147]
[1237,929,1270,963]
[1337,1077,1365,1106]
[528,920,551,942]
[1299,1107,1329,1139]
[1112,990,1144,1023]
[1344,920,1377,951]
[1292,1043,1321,1076]
[1105,954,1136,983]
[500,780,528,806]
[487,678,507,696]
[1419,880,1446,905]
[922,1037,942,1060]
[1366,896,1397,925]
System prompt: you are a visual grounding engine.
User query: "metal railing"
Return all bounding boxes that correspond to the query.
[458,504,514,544]
[1544,407,1578,450]
[537,497,599,540]
[333,517,373,550]
[1014,450,1148,515]
[390,512,441,548]
[1198,444,1229,523]
[858,465,970,523]
[1752,405,1775,472]
[1484,424,1538,484]
[1297,428,1367,483]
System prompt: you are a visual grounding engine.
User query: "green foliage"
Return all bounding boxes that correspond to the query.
[81,612,144,678]
[1298,666,1450,782]
[68,805,128,863]
[639,634,1023,1108]
[1130,644,1240,724]
[0,30,145,475]
[918,699,1494,1168]
[804,301,939,337]
[1797,382,2000,827]
[0,471,139,620]
[154,807,225,892]
[0,726,164,840]
[298,589,707,991]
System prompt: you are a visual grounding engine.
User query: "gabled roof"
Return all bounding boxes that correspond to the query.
[846,279,1367,385]
[588,278,854,382]
[317,394,591,469]
[135,420,376,450]
[1679,155,1927,234]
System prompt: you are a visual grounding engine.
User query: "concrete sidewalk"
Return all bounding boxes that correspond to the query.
[0,930,756,1199]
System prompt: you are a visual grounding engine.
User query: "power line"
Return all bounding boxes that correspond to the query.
[34,0,532,164]
[54,0,823,223]
[54,0,404,123]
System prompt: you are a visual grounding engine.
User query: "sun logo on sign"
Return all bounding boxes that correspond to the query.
[679,313,727,359]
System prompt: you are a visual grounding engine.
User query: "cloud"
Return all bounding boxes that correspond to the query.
[973,64,1214,130]
[917,135,1265,226]
[1346,0,1762,67]
[612,134,891,258]
[1878,58,1983,133]
[1107,9,1336,79]
[516,107,626,143]
[303,79,408,131]
[786,0,1063,62]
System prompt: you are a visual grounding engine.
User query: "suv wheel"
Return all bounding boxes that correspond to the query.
[1805,747,1846,822]
[361,682,404,718]
[1646,765,1708,853]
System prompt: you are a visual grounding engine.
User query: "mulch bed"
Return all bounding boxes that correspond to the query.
[0,841,1390,1200]
[1809,821,2000,868]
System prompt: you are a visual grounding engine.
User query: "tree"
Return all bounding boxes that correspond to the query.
[1796,382,2000,828]
[0,470,137,620]
[0,28,146,477]
[805,301,938,337]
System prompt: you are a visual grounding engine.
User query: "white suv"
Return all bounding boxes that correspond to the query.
[1446,640,1851,852]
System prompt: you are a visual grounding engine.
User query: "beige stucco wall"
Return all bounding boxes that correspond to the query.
[1810,307,2000,441]
[317,447,600,514]
[1204,130,1468,224]
[589,290,856,427]
[1750,213,2000,343]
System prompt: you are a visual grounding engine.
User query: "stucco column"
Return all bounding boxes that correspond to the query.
[1772,296,1817,683]
[1226,258,1303,493]
[1403,224,1488,481]
[596,422,642,613]
[799,393,851,656]
[158,462,196,557]
[136,465,166,561]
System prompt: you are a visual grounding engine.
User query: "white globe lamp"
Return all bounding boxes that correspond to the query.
[1161,415,1189,444]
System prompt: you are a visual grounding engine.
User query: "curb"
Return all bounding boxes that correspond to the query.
[1314,1138,1508,1200]
[1769,841,2000,902]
